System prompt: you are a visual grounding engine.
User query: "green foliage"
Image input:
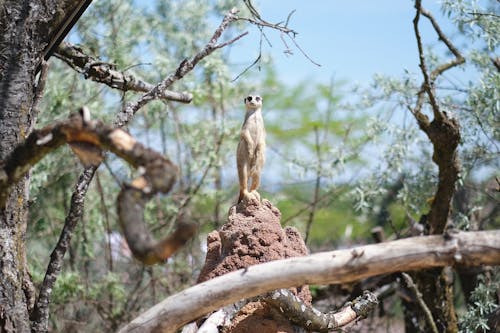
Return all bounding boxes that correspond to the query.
[459,269,500,333]
[52,272,85,304]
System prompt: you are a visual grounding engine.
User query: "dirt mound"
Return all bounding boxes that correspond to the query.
[197,198,311,332]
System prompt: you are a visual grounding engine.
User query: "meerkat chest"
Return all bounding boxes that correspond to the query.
[244,110,265,141]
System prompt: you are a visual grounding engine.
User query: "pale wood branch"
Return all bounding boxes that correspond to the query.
[263,289,378,332]
[117,230,500,333]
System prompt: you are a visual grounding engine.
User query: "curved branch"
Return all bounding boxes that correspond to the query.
[117,230,500,333]
[0,109,196,264]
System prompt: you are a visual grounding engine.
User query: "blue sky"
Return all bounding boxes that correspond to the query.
[230,0,457,85]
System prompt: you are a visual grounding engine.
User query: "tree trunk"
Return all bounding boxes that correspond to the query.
[0,1,90,331]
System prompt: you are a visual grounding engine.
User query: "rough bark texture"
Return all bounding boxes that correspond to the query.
[54,42,193,103]
[0,1,91,331]
[405,2,465,331]
[197,198,311,333]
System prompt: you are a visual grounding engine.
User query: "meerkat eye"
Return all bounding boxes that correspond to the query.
[246,96,252,102]
[255,96,261,102]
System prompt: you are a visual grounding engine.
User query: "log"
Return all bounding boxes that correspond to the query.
[117,230,500,333]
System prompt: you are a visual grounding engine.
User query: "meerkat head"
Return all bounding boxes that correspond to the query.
[244,95,263,110]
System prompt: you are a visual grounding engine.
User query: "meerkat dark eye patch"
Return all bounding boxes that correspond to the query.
[246,96,253,102]
[255,96,261,102]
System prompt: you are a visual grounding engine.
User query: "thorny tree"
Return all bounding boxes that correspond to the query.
[0,0,499,333]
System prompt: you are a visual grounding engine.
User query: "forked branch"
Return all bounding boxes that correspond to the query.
[115,8,248,127]
[411,0,464,234]
[263,289,378,332]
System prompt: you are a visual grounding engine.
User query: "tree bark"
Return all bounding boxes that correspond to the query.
[0,1,91,331]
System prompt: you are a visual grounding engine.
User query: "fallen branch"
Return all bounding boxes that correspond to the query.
[117,230,500,333]
[54,42,193,104]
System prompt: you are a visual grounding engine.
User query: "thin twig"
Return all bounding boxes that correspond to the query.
[413,0,441,121]
[401,273,439,333]
[115,8,246,127]
[305,126,321,243]
[233,1,319,80]
[420,8,465,81]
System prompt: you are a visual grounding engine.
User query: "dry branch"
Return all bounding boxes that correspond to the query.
[401,273,438,333]
[117,230,500,333]
[262,289,378,332]
[114,8,248,127]
[412,0,465,235]
[0,109,196,264]
[55,42,193,104]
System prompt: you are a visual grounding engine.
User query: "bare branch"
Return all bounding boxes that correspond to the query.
[30,166,96,332]
[420,8,465,81]
[401,273,438,333]
[54,42,193,104]
[240,0,297,36]
[413,0,441,121]
[115,8,245,127]
[263,289,378,332]
[117,230,500,333]
[232,0,319,80]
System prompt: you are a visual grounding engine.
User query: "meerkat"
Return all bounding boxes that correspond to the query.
[237,94,266,203]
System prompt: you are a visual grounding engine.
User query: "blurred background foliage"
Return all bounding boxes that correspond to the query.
[27,0,498,331]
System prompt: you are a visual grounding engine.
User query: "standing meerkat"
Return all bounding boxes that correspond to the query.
[237,94,266,203]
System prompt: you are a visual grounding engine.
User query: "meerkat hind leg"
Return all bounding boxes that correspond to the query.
[238,164,252,202]
[249,173,261,201]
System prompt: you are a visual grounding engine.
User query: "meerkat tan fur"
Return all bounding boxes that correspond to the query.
[237,94,266,203]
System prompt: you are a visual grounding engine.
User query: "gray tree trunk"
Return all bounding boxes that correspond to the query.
[0,1,88,331]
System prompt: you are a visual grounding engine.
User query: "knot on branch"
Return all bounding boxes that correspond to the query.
[428,115,460,164]
[350,291,379,319]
